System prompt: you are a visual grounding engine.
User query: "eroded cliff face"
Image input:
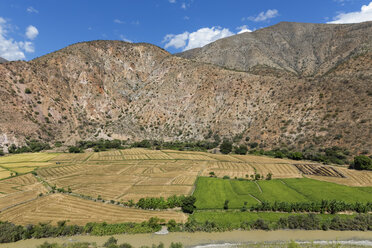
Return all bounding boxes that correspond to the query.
[0,38,371,153]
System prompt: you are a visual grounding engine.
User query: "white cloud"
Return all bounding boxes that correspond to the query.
[25,25,38,40]
[19,41,34,53]
[236,25,252,34]
[163,32,189,49]
[163,26,234,51]
[119,34,132,43]
[248,9,279,22]
[114,19,125,24]
[0,17,37,60]
[181,3,187,9]
[169,0,176,3]
[328,1,372,23]
[27,6,39,14]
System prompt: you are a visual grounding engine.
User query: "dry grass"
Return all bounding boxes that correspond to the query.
[0,193,187,225]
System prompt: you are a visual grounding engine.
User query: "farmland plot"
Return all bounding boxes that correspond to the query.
[0,194,187,225]
[51,153,93,162]
[0,169,12,180]
[0,174,48,210]
[307,167,372,187]
[39,159,203,201]
[0,153,59,163]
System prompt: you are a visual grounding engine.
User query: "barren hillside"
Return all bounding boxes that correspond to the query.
[178,21,372,76]
[0,23,371,154]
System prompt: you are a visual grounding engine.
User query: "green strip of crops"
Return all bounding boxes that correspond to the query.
[193,177,372,209]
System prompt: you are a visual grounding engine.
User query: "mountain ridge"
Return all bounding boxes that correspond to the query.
[0,57,7,63]
[177,21,372,76]
[0,22,371,154]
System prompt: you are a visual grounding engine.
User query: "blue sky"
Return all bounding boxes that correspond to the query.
[0,0,372,61]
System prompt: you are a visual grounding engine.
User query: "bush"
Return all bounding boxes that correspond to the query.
[220,140,232,154]
[25,88,31,94]
[0,149,4,156]
[169,243,183,248]
[352,155,372,170]
[223,200,229,210]
[234,145,247,155]
[266,173,272,180]
[104,236,118,247]
[68,146,83,153]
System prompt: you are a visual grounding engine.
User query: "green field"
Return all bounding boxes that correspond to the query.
[190,211,355,229]
[193,177,372,209]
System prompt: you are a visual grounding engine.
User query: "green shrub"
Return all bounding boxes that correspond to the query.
[24,88,31,94]
[220,140,232,154]
[234,145,247,155]
[352,155,372,170]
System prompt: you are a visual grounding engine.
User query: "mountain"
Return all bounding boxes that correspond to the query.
[0,57,7,64]
[0,23,371,154]
[178,21,372,76]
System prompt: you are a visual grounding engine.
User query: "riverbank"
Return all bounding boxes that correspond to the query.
[0,230,371,248]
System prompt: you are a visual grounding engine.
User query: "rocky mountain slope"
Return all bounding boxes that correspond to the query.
[0,57,7,64]
[0,23,371,154]
[178,21,372,76]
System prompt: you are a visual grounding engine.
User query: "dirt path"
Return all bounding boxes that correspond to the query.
[1,230,371,248]
[254,181,262,193]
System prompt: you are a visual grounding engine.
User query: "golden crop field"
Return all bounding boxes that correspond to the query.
[0,170,12,180]
[307,166,372,186]
[0,174,47,210]
[0,153,60,163]
[1,148,372,226]
[0,193,187,225]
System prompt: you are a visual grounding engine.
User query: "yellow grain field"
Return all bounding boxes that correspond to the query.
[0,169,12,180]
[307,166,372,186]
[0,153,59,163]
[0,194,188,225]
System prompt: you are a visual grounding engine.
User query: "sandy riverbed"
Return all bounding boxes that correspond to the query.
[0,230,371,248]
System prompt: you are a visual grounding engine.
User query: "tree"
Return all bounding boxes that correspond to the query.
[266,173,272,180]
[352,155,372,170]
[209,171,215,177]
[220,140,232,154]
[25,88,32,94]
[288,152,303,160]
[255,173,261,180]
[181,196,196,214]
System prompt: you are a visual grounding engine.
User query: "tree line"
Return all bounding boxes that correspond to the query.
[0,217,164,244]
[185,214,371,232]
[248,200,372,214]
[1,214,371,244]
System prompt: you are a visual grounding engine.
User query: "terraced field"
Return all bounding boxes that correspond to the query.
[0,174,47,210]
[1,148,372,226]
[0,193,187,225]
